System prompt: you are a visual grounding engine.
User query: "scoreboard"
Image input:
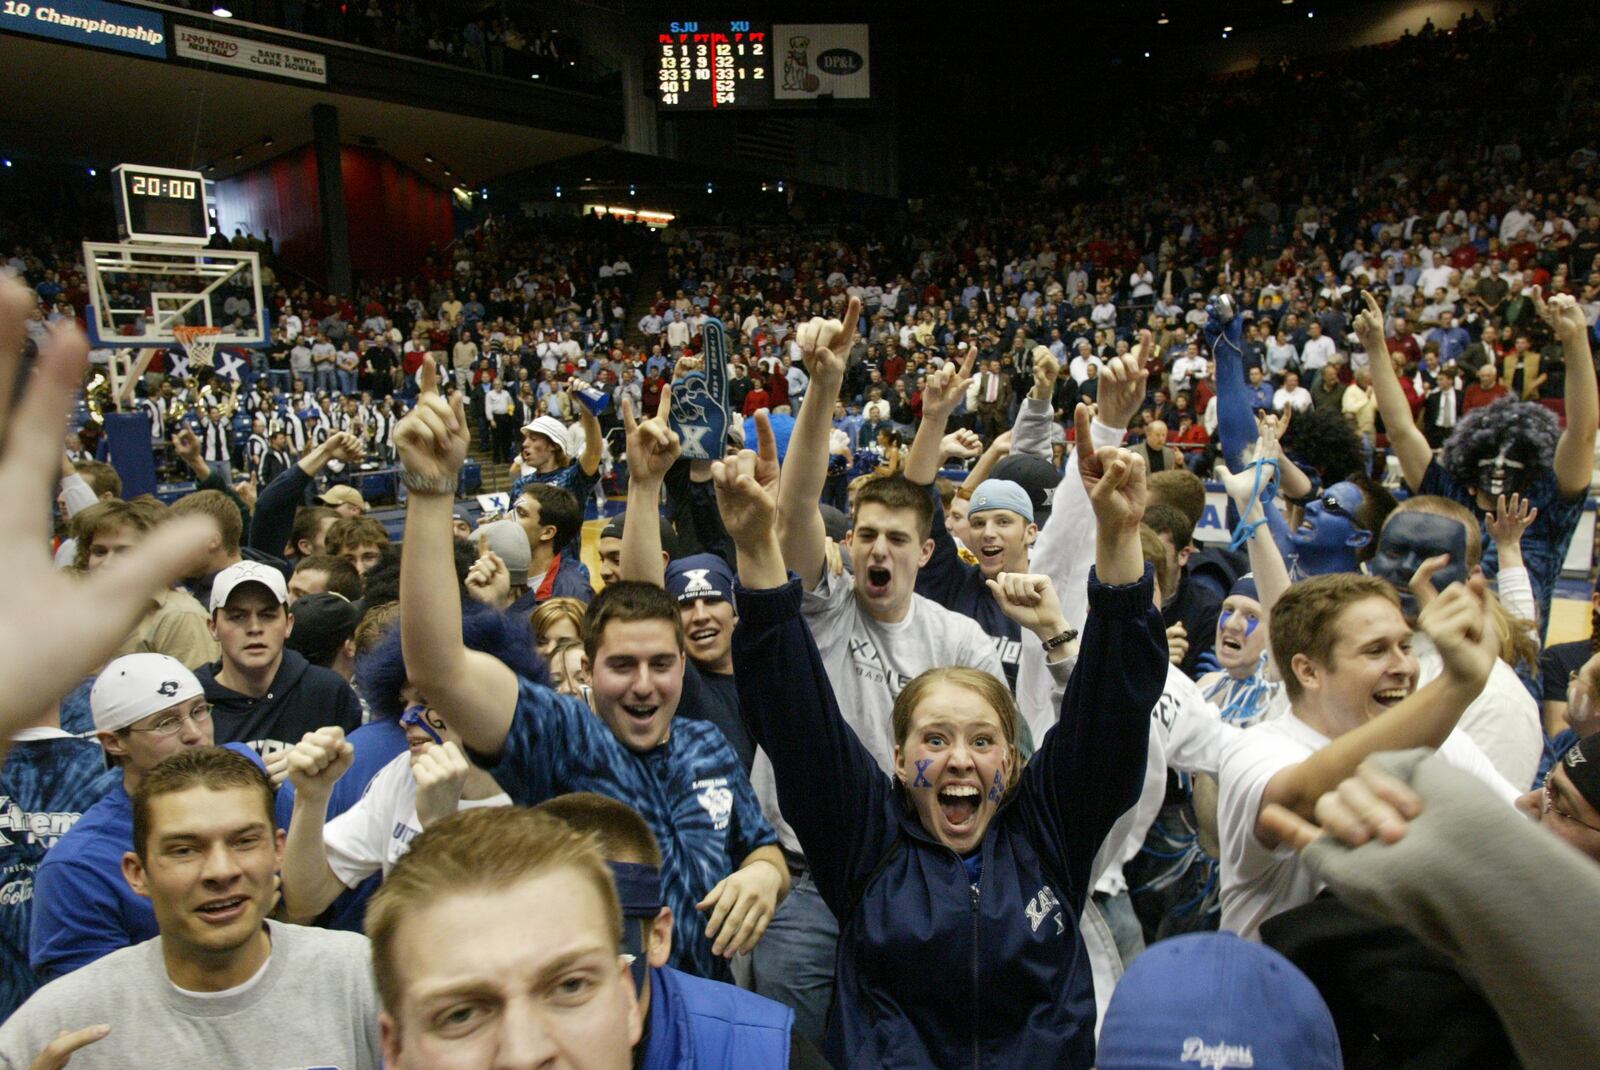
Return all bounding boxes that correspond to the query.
[657,20,772,109]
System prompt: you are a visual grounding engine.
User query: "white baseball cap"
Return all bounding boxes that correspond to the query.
[521,414,570,452]
[209,560,290,613]
[90,653,204,733]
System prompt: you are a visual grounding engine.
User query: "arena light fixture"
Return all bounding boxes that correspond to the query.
[232,150,244,161]
[3,159,12,169]
[88,167,97,176]
[1223,25,1233,31]
[424,153,435,163]
[1157,13,1169,24]
[212,5,233,16]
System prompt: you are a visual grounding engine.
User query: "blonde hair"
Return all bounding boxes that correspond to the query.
[532,596,588,643]
[366,807,621,1013]
[891,668,1024,795]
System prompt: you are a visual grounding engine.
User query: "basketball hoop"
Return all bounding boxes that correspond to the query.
[173,325,223,369]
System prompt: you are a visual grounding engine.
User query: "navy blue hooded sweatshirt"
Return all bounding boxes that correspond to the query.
[733,566,1165,1070]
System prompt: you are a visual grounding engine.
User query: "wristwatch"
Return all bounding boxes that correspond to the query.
[400,469,458,496]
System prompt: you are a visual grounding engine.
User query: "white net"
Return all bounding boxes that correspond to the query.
[173,326,222,369]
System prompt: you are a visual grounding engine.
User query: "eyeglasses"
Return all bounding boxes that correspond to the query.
[128,704,212,736]
[1319,493,1354,519]
[1544,779,1600,834]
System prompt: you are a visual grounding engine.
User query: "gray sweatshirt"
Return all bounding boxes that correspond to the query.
[1302,748,1600,1070]
[0,919,380,1069]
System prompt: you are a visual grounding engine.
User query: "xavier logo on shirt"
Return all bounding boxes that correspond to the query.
[693,777,734,831]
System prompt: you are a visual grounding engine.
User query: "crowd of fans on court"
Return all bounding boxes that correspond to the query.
[2,5,1600,1069]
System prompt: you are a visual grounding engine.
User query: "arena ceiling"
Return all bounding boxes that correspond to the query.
[0,33,605,188]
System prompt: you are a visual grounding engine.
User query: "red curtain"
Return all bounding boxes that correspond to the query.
[214,145,454,289]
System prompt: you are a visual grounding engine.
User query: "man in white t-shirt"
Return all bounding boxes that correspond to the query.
[1298,321,1337,373]
[759,298,1005,1042]
[1217,571,1508,939]
[278,704,509,922]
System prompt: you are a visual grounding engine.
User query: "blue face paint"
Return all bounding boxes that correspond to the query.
[1291,480,1369,575]
[401,704,444,745]
[912,759,933,789]
[988,768,1005,804]
[1370,512,1469,618]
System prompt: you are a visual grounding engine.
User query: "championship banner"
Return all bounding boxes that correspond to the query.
[670,318,731,461]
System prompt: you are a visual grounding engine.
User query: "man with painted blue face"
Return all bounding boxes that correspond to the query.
[1365,496,1543,790]
[1284,477,1396,578]
[1361,288,1596,640]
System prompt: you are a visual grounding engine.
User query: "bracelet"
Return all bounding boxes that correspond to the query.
[400,468,459,497]
[1041,628,1078,652]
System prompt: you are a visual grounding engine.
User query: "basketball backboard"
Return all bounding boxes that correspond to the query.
[82,240,268,349]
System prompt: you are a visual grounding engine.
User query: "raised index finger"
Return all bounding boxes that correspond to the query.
[656,378,673,424]
[478,533,489,557]
[419,354,439,396]
[957,344,977,381]
[838,296,862,351]
[1360,289,1381,317]
[755,409,777,465]
[621,393,637,434]
[1073,402,1093,450]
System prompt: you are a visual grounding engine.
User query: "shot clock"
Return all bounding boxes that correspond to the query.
[113,164,211,245]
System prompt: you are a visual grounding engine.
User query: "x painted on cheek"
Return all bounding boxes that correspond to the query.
[913,759,933,789]
[988,769,1004,804]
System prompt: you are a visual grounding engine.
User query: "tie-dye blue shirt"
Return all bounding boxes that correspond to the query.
[0,732,118,1021]
[474,673,776,982]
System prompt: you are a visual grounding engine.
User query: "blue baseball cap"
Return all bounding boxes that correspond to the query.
[664,553,734,604]
[1098,933,1341,1070]
[967,479,1035,524]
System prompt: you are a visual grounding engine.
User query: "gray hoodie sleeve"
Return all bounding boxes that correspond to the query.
[1301,748,1600,1070]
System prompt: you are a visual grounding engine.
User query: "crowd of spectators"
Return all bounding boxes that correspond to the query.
[2,5,1600,1070]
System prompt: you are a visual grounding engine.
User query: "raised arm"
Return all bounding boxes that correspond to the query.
[396,357,520,758]
[573,383,603,477]
[1533,288,1598,499]
[1253,578,1498,845]
[1355,289,1432,490]
[717,411,895,903]
[776,297,861,588]
[903,347,976,485]
[0,278,214,731]
[1009,347,1060,463]
[280,727,356,924]
[249,431,363,555]
[1216,420,1293,616]
[619,392,678,587]
[1020,403,1166,898]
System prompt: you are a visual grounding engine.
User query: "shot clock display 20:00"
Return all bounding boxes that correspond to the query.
[113,164,212,246]
[657,20,772,109]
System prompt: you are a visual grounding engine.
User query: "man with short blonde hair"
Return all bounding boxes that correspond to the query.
[367,807,641,1070]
